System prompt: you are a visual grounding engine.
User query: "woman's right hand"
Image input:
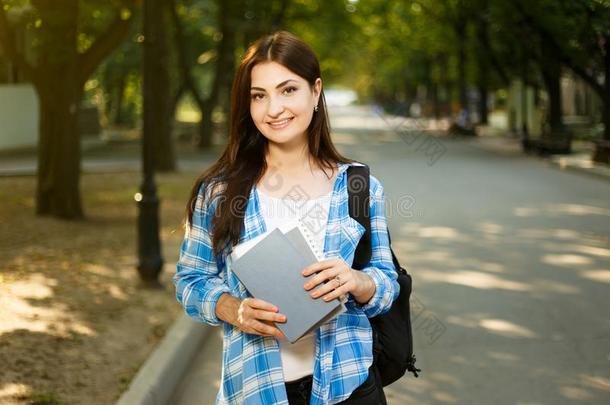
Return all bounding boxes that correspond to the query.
[237,297,286,338]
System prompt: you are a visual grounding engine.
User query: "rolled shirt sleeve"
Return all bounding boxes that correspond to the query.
[359,176,400,318]
[173,183,230,326]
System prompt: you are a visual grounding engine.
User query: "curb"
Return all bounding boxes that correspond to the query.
[548,155,610,182]
[116,314,211,405]
[470,136,610,182]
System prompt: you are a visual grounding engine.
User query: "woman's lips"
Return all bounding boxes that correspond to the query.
[267,117,294,130]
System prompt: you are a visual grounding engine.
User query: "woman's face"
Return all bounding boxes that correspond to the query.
[250,61,321,148]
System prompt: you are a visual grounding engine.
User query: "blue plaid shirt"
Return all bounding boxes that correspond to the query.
[174,162,399,405]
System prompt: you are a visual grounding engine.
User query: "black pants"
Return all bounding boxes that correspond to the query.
[285,365,386,405]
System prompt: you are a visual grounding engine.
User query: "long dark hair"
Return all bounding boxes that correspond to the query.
[186,31,351,256]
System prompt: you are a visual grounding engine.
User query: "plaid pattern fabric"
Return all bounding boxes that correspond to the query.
[174,162,399,405]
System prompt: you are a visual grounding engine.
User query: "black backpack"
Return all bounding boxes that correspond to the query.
[347,165,421,386]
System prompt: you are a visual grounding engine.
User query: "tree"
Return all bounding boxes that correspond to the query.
[171,0,289,149]
[197,0,239,148]
[471,0,512,125]
[148,0,174,171]
[169,0,209,144]
[512,0,610,159]
[0,0,137,219]
[97,23,142,128]
[169,0,243,149]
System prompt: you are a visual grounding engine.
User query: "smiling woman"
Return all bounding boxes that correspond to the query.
[174,31,399,405]
[249,63,320,149]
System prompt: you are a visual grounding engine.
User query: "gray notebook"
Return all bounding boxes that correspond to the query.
[230,228,345,343]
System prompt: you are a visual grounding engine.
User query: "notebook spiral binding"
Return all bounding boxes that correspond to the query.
[296,219,325,261]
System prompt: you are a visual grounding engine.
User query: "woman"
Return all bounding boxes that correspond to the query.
[174,31,399,405]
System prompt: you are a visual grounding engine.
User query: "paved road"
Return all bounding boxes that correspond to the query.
[171,105,610,404]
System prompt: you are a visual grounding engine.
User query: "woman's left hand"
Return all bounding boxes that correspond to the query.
[302,258,375,304]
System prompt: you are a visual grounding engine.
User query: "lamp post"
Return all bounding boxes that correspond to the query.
[136,0,165,286]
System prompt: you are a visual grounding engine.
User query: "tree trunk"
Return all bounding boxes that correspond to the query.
[591,35,610,163]
[114,72,128,125]
[404,82,414,116]
[102,67,114,123]
[198,106,213,149]
[601,35,610,142]
[478,83,488,125]
[539,47,571,154]
[149,1,174,172]
[449,19,474,135]
[169,0,206,147]
[520,45,529,137]
[438,53,449,116]
[592,93,610,163]
[432,81,440,119]
[33,0,83,219]
[477,50,489,126]
[220,31,236,123]
[541,62,562,132]
[169,82,186,123]
[602,92,610,142]
[198,0,235,149]
[456,21,468,117]
[476,12,489,125]
[36,87,83,219]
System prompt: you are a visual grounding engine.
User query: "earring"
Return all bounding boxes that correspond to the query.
[314,105,319,112]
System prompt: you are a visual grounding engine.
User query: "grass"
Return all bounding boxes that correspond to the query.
[19,390,65,405]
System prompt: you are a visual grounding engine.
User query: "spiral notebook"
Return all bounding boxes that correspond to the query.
[230,222,346,343]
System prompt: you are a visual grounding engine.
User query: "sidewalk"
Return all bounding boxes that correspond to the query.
[469,127,610,182]
[0,139,225,177]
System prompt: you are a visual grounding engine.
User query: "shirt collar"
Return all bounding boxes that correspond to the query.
[337,161,365,176]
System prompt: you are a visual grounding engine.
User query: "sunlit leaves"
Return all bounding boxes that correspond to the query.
[120,7,131,20]
[197,49,216,65]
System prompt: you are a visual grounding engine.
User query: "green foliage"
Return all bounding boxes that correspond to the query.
[2,1,131,65]
[92,13,142,126]
[78,1,132,53]
[284,0,359,82]
[171,0,217,95]
[29,0,609,126]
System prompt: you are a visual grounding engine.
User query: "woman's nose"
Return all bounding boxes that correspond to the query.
[267,95,284,117]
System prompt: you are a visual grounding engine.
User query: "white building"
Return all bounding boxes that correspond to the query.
[0,47,39,151]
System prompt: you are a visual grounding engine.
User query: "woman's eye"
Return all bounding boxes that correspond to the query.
[251,93,264,101]
[283,86,297,95]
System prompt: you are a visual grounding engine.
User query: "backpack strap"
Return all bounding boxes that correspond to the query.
[348,165,421,379]
[348,164,404,275]
[347,164,372,270]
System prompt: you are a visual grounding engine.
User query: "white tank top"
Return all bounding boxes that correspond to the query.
[257,187,331,382]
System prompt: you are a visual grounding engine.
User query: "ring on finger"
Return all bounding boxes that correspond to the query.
[334,275,342,288]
